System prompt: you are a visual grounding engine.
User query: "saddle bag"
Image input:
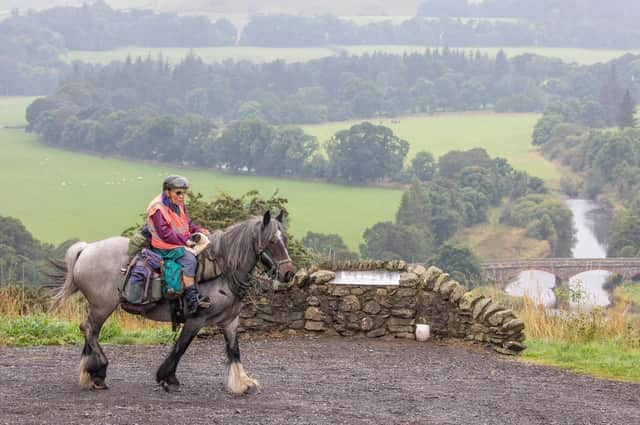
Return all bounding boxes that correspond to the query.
[121,248,164,305]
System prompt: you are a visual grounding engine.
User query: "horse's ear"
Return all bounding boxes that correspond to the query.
[276,210,285,223]
[262,210,271,227]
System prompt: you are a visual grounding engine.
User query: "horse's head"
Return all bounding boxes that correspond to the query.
[257,210,297,283]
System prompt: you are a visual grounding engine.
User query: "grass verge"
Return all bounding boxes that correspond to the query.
[0,285,174,346]
[473,285,640,382]
[522,339,640,383]
[0,314,174,346]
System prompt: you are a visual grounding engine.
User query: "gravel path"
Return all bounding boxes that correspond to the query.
[0,336,638,425]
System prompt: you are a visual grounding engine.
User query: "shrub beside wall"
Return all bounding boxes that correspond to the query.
[238,260,526,355]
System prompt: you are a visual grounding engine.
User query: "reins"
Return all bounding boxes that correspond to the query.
[196,219,291,298]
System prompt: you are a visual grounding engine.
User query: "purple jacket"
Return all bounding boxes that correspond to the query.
[150,194,206,246]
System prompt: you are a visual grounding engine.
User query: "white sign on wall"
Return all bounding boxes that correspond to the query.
[330,270,400,286]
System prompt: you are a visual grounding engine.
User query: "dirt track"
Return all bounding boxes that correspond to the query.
[0,336,638,425]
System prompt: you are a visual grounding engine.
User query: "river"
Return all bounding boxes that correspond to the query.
[505,199,612,308]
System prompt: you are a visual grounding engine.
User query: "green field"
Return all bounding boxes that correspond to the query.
[0,96,39,127]
[303,112,560,180]
[64,45,638,66]
[0,129,401,250]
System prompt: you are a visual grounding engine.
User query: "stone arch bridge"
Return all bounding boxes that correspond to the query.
[481,258,640,284]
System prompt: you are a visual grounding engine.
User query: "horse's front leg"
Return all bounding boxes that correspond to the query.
[156,319,203,392]
[223,316,259,395]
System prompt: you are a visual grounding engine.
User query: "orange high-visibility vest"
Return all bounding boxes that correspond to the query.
[146,194,189,250]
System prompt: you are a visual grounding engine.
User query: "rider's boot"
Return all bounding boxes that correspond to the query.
[184,285,211,315]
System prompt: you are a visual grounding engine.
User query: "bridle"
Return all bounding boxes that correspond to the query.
[255,223,293,279]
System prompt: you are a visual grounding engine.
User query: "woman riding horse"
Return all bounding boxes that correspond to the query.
[147,175,209,314]
[52,194,296,393]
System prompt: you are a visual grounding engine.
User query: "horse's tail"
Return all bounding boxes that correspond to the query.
[50,241,88,311]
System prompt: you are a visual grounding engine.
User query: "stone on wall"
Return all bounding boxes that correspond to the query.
[487,309,515,327]
[433,273,451,292]
[458,292,477,312]
[339,295,361,312]
[366,328,386,338]
[363,300,382,315]
[399,272,420,288]
[391,308,415,318]
[472,298,492,320]
[388,325,414,333]
[396,288,417,297]
[424,266,443,290]
[438,279,459,297]
[305,306,325,321]
[480,304,504,323]
[449,285,467,304]
[311,270,336,285]
[502,318,525,333]
[305,320,325,331]
[360,316,374,331]
[292,268,310,287]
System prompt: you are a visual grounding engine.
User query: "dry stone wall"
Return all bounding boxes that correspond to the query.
[238,260,526,355]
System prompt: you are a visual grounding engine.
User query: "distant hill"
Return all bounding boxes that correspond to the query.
[0,0,422,16]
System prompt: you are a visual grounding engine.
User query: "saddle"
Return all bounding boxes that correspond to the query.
[119,248,165,314]
[119,230,224,316]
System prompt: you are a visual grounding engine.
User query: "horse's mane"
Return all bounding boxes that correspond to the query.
[209,215,279,273]
[200,216,279,298]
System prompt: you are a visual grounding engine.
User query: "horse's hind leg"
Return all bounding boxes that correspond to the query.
[79,304,117,389]
[223,316,259,395]
[156,319,203,392]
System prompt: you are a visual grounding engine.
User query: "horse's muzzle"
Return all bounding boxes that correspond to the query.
[283,270,295,283]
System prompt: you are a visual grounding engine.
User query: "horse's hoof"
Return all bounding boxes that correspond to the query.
[160,380,180,393]
[245,384,260,395]
[232,381,260,396]
[92,382,109,390]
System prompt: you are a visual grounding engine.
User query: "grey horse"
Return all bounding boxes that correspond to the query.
[52,210,296,393]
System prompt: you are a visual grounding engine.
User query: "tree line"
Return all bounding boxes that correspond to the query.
[27,104,412,184]
[27,48,637,136]
[240,12,640,49]
[6,1,236,51]
[419,0,639,22]
[418,0,640,49]
[9,1,640,53]
[23,47,567,112]
[240,14,542,47]
[532,65,637,146]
